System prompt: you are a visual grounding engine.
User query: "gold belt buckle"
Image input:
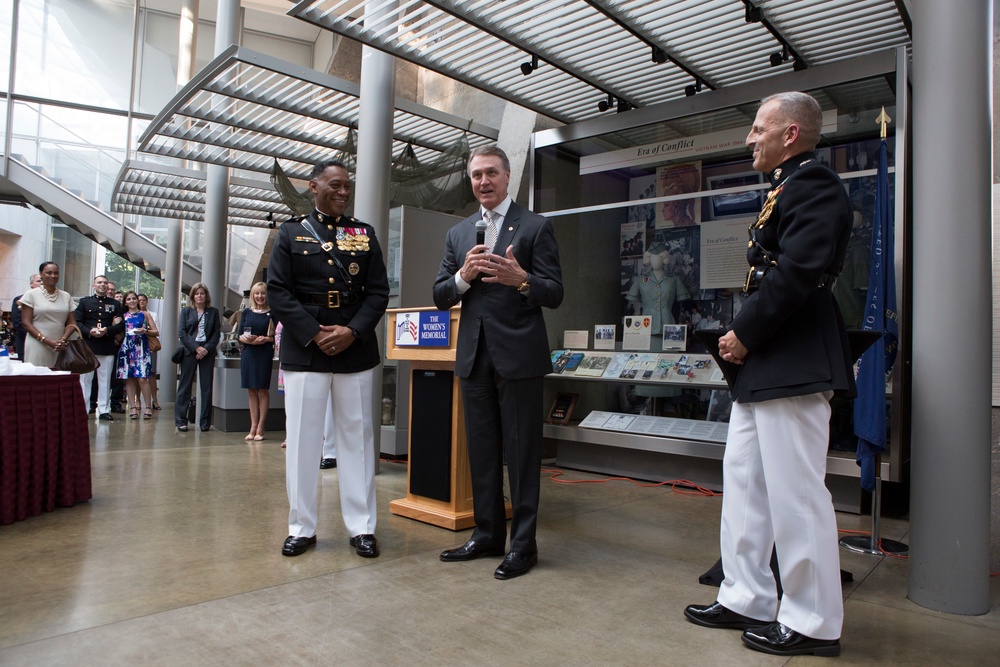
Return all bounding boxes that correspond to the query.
[326,291,340,308]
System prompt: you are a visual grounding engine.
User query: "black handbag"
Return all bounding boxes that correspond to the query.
[186,397,197,423]
[171,346,184,364]
[54,325,100,374]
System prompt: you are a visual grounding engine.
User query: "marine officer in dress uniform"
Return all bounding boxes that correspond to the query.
[75,274,126,421]
[267,159,389,558]
[684,92,855,658]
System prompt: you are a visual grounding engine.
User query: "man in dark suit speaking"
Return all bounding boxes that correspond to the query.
[433,145,563,580]
[684,92,855,657]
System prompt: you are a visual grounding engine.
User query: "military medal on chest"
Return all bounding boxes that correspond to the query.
[336,227,370,254]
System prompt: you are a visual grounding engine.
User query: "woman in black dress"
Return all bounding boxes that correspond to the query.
[238,282,276,441]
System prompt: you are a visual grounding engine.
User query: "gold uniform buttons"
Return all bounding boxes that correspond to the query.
[327,225,334,230]
[328,277,335,284]
[328,259,334,265]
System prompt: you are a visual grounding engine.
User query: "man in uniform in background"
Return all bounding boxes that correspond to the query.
[268,159,389,559]
[75,275,126,421]
[684,92,855,658]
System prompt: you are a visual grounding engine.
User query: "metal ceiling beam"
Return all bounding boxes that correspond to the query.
[422,0,642,111]
[583,0,718,91]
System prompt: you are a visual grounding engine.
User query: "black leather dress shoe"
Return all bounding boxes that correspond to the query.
[494,552,538,580]
[200,426,210,432]
[99,413,114,422]
[742,622,840,657]
[111,404,126,414]
[350,534,379,558]
[177,424,188,432]
[282,535,317,557]
[440,540,505,562]
[320,458,337,469]
[684,602,770,630]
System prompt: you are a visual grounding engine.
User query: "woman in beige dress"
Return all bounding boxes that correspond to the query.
[18,261,78,367]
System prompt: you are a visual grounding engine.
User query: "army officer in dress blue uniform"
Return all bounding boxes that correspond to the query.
[267,159,389,559]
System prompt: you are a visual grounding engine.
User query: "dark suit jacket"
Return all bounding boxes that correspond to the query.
[177,307,221,358]
[267,211,389,374]
[730,152,856,403]
[11,293,26,360]
[75,294,125,356]
[432,202,563,379]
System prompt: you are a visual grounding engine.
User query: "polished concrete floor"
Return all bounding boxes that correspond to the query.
[1,410,998,666]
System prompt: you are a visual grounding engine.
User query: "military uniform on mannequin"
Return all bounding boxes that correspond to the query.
[625,242,690,351]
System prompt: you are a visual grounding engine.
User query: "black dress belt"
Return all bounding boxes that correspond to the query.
[296,291,361,308]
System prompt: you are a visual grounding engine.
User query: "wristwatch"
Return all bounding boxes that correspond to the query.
[349,327,361,339]
[517,276,531,294]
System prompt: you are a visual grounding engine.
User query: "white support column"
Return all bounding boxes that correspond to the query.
[908,0,992,614]
[202,0,239,309]
[160,0,200,401]
[354,3,397,464]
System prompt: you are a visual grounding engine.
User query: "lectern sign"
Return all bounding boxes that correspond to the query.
[394,311,450,347]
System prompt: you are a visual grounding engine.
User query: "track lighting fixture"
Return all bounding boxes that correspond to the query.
[597,93,614,113]
[743,0,762,23]
[684,78,702,97]
[520,54,539,76]
[651,46,667,64]
[769,45,787,67]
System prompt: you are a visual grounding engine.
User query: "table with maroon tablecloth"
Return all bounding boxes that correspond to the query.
[0,374,92,525]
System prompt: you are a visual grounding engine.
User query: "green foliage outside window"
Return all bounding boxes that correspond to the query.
[103,251,164,299]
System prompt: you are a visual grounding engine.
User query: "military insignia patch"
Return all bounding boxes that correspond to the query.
[349,262,360,275]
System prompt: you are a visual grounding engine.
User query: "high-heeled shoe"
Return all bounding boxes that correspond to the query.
[130,408,138,420]
[143,410,152,419]
[152,402,162,410]
[244,433,254,441]
[253,434,264,441]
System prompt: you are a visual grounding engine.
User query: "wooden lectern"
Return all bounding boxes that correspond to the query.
[385,307,477,530]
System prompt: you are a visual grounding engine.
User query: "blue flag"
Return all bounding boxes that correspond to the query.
[854,139,898,491]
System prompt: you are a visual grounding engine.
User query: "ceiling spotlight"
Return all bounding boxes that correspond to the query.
[769,45,787,68]
[793,59,807,72]
[651,46,667,64]
[684,78,702,97]
[617,100,633,113]
[744,1,762,23]
[520,54,539,76]
[597,93,614,113]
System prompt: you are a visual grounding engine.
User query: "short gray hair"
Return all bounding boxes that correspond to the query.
[761,92,823,149]
[468,145,510,174]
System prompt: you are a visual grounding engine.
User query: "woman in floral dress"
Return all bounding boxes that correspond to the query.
[116,291,157,419]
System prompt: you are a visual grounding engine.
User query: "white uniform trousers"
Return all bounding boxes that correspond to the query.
[79,354,115,416]
[284,369,376,538]
[322,394,337,460]
[717,391,843,641]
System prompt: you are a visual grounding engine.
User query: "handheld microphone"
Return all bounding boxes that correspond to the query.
[475,219,488,246]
